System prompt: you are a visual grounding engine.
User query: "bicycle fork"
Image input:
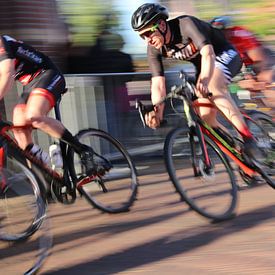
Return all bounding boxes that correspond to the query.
[189,124,212,177]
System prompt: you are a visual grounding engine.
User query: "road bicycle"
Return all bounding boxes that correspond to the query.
[0,90,138,273]
[136,71,274,222]
[229,66,275,116]
[228,69,275,184]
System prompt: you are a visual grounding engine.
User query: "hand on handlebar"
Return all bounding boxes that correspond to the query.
[136,100,166,129]
[145,108,162,129]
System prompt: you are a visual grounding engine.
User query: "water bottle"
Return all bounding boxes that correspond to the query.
[49,143,63,170]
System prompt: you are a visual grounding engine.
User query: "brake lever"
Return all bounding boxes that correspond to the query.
[135,100,153,128]
[135,100,167,128]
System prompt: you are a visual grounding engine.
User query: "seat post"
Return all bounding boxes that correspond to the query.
[54,88,68,122]
[54,98,62,122]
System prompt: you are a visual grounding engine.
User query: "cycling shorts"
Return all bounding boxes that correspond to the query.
[19,69,66,108]
[215,48,242,83]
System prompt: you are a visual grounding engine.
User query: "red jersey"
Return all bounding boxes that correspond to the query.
[224,26,261,66]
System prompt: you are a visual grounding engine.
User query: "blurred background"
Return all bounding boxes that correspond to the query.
[0,0,274,155]
[1,0,274,71]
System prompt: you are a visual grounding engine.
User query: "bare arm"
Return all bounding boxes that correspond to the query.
[197,44,215,97]
[0,59,15,100]
[151,75,166,105]
[145,76,166,129]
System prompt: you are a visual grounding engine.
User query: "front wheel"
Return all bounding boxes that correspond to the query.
[68,128,138,213]
[0,148,51,275]
[0,151,46,241]
[164,127,238,222]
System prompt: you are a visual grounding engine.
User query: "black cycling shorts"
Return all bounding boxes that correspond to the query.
[19,69,66,108]
[215,48,242,83]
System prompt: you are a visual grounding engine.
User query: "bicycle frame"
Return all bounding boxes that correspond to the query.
[0,98,76,203]
[0,123,63,177]
[169,74,258,178]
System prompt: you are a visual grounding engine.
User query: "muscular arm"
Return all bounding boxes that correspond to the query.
[197,44,215,96]
[151,75,166,104]
[0,59,15,100]
[145,76,166,129]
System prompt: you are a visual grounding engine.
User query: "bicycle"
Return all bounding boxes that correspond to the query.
[0,90,138,273]
[229,66,275,116]
[136,71,274,222]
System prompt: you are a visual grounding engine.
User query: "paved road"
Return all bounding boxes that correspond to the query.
[1,158,275,275]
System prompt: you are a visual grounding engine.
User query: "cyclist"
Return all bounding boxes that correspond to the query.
[0,35,93,174]
[210,16,275,89]
[131,3,263,160]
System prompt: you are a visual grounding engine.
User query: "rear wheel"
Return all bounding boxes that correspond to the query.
[68,128,138,213]
[164,127,238,222]
[245,111,275,187]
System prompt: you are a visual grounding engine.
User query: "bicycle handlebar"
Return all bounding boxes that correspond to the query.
[135,71,193,127]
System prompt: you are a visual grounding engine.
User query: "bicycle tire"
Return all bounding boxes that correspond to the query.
[164,127,238,222]
[1,209,52,275]
[0,143,52,274]
[68,128,138,213]
[245,111,275,187]
[0,145,46,242]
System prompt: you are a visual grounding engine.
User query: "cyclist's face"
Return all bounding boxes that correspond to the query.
[138,22,165,49]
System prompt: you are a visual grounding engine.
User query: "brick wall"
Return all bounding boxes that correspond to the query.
[0,0,69,71]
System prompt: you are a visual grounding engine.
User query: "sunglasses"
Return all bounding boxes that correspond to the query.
[139,24,159,39]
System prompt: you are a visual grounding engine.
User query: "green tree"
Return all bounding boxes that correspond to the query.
[194,0,275,39]
[57,0,119,46]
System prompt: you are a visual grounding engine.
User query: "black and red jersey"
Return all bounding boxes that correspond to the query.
[0,35,58,85]
[224,26,262,66]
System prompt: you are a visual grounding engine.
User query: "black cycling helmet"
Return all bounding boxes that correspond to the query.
[131,3,169,31]
[210,16,232,30]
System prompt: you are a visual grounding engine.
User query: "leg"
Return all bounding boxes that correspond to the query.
[12,104,33,149]
[208,67,253,139]
[194,98,235,144]
[25,93,86,152]
[207,67,266,160]
[194,98,220,128]
[16,83,97,174]
[12,94,66,151]
[25,94,65,139]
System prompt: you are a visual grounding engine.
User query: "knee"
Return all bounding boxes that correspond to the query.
[200,112,215,123]
[198,107,218,125]
[25,113,44,128]
[13,105,27,124]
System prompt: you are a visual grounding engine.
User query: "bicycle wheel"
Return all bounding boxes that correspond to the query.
[0,213,52,275]
[0,150,46,242]
[245,111,275,185]
[68,128,138,213]
[164,127,238,221]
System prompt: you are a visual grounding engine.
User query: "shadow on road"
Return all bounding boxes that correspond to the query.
[43,203,275,275]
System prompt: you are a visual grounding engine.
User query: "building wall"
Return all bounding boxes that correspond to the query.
[0,0,69,71]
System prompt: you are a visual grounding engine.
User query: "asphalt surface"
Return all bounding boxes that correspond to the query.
[1,158,275,275]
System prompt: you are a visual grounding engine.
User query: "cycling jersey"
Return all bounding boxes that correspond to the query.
[148,16,242,82]
[0,35,66,105]
[224,26,262,66]
[0,35,59,83]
